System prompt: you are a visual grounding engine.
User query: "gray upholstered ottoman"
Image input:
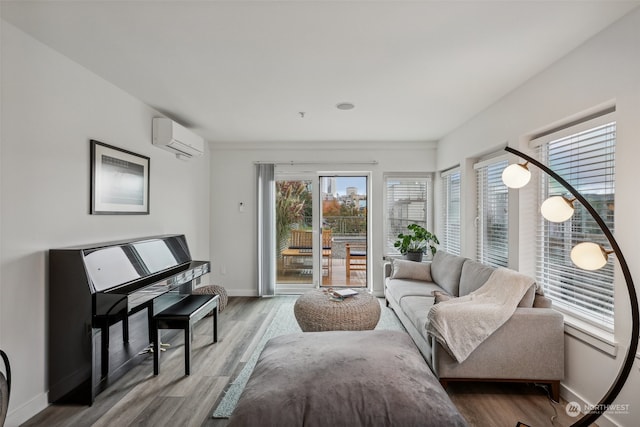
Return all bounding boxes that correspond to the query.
[228,330,468,427]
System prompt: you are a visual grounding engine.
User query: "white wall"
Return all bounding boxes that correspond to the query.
[209,141,436,297]
[0,22,210,426]
[436,8,640,426]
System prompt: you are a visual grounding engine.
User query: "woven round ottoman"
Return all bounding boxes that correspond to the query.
[193,285,228,313]
[294,289,381,332]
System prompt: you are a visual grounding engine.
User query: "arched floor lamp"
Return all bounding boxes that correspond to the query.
[502,146,639,426]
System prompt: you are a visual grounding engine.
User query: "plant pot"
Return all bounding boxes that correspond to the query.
[405,252,423,262]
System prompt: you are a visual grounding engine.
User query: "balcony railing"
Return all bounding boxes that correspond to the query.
[292,216,367,237]
[323,216,366,236]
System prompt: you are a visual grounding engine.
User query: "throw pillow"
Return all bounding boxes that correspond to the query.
[391,259,432,281]
[432,290,453,304]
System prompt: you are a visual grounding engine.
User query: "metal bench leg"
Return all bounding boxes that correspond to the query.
[153,324,160,375]
[213,306,218,343]
[185,324,192,375]
[122,315,129,344]
[147,305,154,343]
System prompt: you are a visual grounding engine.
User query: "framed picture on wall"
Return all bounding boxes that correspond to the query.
[90,140,150,214]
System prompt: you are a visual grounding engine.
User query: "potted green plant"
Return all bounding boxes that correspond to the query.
[393,224,439,262]
[275,181,310,253]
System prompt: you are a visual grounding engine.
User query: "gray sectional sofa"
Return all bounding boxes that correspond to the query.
[384,250,564,400]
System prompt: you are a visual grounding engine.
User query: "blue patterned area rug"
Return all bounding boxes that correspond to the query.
[212,295,405,418]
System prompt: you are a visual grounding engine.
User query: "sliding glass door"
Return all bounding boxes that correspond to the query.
[275,175,315,294]
[319,175,368,288]
[274,173,369,294]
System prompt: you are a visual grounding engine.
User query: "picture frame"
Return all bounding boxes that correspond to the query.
[90,140,150,214]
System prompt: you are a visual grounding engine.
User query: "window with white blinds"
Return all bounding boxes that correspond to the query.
[475,157,509,267]
[535,118,616,328]
[384,175,432,256]
[441,168,461,255]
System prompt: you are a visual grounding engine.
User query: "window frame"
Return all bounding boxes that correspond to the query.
[475,155,510,268]
[383,173,433,257]
[440,167,461,256]
[531,112,616,330]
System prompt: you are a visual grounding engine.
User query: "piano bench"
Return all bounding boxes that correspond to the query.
[153,294,219,376]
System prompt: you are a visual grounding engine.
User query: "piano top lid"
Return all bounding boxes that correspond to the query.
[53,234,193,293]
[52,234,188,251]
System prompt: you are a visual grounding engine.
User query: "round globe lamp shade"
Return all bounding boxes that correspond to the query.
[571,242,609,270]
[502,163,531,188]
[541,196,575,222]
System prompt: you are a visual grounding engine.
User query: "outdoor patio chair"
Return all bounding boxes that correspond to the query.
[346,242,366,277]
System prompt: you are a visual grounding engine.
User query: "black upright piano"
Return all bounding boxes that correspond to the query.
[48,234,210,404]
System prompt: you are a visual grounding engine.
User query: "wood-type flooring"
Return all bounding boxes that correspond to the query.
[23,297,586,427]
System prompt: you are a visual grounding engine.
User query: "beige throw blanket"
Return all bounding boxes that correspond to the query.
[426,267,535,363]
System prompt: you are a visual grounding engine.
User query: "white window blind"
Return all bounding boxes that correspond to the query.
[384,175,432,255]
[535,119,616,328]
[475,157,509,267]
[441,168,461,255]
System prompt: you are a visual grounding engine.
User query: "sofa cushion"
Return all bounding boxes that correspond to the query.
[386,278,442,303]
[459,259,537,307]
[430,251,467,296]
[459,259,495,296]
[399,295,432,337]
[391,259,432,281]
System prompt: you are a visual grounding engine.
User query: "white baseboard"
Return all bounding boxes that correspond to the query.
[6,392,48,427]
[225,289,258,297]
[561,383,620,427]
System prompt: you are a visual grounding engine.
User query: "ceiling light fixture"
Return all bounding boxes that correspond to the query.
[336,102,355,110]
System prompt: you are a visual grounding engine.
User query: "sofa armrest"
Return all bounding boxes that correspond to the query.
[533,294,553,308]
[384,262,392,279]
[433,308,564,381]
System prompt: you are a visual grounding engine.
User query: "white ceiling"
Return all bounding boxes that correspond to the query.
[2,1,638,144]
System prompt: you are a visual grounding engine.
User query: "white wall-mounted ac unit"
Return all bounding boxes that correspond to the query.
[152,117,204,159]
